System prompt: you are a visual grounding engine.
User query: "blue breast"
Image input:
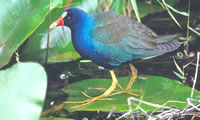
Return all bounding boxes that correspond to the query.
[71,20,115,69]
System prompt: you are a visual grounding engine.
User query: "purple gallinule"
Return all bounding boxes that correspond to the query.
[50,8,180,109]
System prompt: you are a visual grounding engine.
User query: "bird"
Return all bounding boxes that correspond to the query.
[50,8,181,109]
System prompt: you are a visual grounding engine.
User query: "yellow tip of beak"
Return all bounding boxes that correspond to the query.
[49,22,58,29]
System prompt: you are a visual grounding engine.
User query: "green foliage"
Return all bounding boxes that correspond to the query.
[189,26,200,36]
[0,62,47,120]
[0,0,63,68]
[0,0,199,119]
[40,117,73,120]
[158,0,184,28]
[131,0,141,22]
[63,75,200,112]
[132,0,176,18]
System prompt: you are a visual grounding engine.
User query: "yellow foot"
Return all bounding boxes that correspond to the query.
[64,70,118,109]
[64,93,114,109]
[114,90,139,96]
[111,64,139,97]
[111,83,139,97]
[64,66,139,109]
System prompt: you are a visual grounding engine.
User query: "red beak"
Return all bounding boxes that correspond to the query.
[49,16,64,28]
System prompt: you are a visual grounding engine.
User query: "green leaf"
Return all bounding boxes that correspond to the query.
[189,26,200,36]
[131,0,141,22]
[48,51,80,63]
[0,0,63,68]
[173,71,185,80]
[173,58,184,76]
[165,3,188,16]
[159,0,182,28]
[62,75,200,112]
[40,117,73,120]
[0,62,47,120]
[21,26,80,63]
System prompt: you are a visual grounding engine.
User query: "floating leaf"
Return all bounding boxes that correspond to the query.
[40,117,73,120]
[62,75,200,112]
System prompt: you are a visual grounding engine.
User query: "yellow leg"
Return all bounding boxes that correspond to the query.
[125,64,138,91]
[65,70,118,109]
[110,64,138,96]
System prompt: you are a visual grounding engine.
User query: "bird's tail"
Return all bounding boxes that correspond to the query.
[156,34,181,52]
[141,35,181,60]
[157,40,181,53]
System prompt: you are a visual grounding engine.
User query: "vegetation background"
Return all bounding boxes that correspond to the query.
[0,0,200,120]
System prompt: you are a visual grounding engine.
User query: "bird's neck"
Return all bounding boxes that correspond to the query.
[71,16,95,58]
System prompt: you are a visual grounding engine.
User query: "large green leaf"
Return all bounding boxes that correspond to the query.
[0,0,63,68]
[62,75,200,112]
[21,0,98,63]
[40,117,73,120]
[0,62,47,120]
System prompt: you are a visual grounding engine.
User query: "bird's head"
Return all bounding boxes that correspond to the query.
[50,8,92,30]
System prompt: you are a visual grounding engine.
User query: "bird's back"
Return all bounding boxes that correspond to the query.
[88,12,180,68]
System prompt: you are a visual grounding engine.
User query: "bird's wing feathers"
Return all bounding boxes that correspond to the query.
[93,12,158,49]
[91,12,180,66]
[92,12,160,65]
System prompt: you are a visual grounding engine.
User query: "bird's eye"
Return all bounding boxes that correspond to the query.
[67,16,71,20]
[61,11,72,21]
